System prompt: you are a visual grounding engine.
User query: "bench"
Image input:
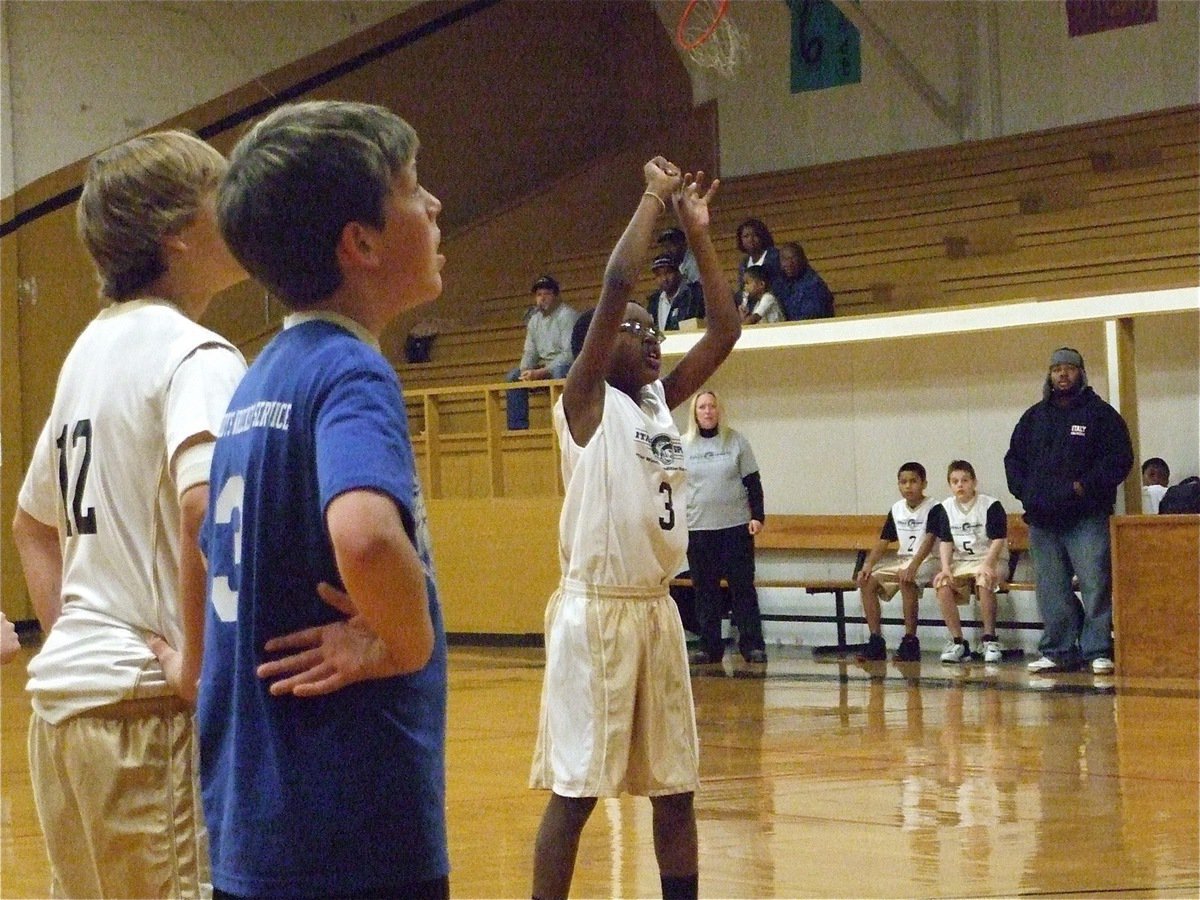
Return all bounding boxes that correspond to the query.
[671,513,1037,655]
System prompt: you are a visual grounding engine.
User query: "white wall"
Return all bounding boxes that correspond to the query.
[682,310,1198,517]
[671,309,1198,652]
[1,9,12,199]
[679,0,1200,178]
[5,1,1198,198]
[0,0,414,198]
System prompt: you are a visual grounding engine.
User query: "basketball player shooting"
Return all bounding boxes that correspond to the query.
[529,157,740,900]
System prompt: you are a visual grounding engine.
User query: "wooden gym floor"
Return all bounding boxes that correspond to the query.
[2,641,1197,899]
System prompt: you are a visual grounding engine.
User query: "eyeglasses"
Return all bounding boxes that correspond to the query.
[618,321,666,344]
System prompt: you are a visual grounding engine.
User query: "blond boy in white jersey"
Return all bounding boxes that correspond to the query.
[12,131,246,898]
[530,158,741,900]
[856,462,937,662]
[929,460,1009,664]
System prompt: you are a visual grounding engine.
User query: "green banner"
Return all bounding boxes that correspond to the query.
[788,0,861,93]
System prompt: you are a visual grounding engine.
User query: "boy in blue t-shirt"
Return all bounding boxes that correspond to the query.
[199,101,449,899]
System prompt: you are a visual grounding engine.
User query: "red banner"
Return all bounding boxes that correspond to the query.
[1066,0,1157,37]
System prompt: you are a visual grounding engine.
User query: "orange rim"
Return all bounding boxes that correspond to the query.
[676,0,731,51]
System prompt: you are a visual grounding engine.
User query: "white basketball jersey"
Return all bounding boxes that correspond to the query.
[21,299,245,723]
[554,382,687,588]
[891,496,935,558]
[939,493,1005,564]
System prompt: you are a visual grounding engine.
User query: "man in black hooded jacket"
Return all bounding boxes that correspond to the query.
[1005,347,1133,675]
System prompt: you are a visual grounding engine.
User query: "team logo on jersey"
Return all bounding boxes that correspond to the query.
[220,400,293,436]
[897,516,924,529]
[634,428,684,469]
[1071,424,1087,436]
[650,433,682,466]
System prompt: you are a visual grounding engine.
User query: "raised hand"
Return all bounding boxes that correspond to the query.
[674,171,720,233]
[644,156,682,202]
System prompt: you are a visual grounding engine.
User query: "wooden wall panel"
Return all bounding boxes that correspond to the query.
[1111,515,1200,678]
[429,497,559,635]
[1,196,31,620]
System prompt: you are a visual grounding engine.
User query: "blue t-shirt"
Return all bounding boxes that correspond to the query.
[198,319,448,897]
[776,267,834,320]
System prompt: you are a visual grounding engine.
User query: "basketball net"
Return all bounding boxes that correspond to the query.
[676,0,749,79]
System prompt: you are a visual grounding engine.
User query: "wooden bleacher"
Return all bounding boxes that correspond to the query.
[395,106,1197,392]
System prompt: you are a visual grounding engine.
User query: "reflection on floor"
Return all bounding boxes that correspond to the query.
[3,643,1197,899]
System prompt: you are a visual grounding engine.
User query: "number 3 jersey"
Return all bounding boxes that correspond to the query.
[197,316,448,896]
[20,299,245,723]
[554,381,687,589]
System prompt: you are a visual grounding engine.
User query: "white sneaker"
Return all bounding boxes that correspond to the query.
[1027,656,1062,673]
[982,640,1003,663]
[940,639,968,663]
[1091,657,1114,674]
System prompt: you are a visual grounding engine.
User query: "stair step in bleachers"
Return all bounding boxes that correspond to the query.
[394,106,1198,393]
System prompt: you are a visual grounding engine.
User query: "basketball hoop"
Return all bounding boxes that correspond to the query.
[676,0,749,78]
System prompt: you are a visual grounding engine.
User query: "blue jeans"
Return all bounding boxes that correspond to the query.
[505,361,570,430]
[1028,515,1113,665]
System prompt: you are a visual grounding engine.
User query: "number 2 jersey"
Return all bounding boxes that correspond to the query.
[20,299,245,723]
[554,381,687,589]
[879,497,937,557]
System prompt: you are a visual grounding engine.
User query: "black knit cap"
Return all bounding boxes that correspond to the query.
[1049,347,1084,369]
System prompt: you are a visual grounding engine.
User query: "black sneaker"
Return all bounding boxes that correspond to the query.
[894,634,921,662]
[857,633,887,661]
[688,649,717,665]
[745,649,768,664]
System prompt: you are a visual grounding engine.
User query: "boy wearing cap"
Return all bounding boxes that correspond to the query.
[647,253,705,332]
[506,274,579,430]
[1005,347,1133,675]
[656,226,700,285]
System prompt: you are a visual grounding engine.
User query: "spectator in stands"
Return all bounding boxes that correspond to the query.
[776,241,834,320]
[1141,457,1170,514]
[735,218,781,298]
[856,462,937,662]
[928,460,1008,664]
[739,264,783,324]
[682,390,768,666]
[1005,348,1133,675]
[506,274,579,430]
[656,226,700,285]
[648,254,705,332]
